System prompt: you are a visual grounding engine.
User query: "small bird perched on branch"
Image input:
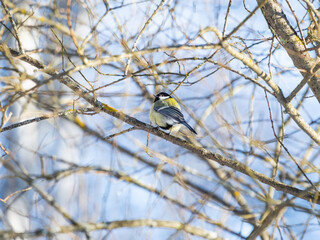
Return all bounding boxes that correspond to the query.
[150,92,197,135]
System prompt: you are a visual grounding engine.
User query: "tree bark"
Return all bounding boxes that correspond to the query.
[257,0,320,102]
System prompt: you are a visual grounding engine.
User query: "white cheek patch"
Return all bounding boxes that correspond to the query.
[159,96,169,100]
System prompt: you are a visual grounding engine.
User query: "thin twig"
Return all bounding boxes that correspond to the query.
[0,0,24,54]
[222,0,232,37]
[124,0,167,75]
[0,187,32,203]
[104,127,137,140]
[285,0,307,48]
[0,108,93,132]
[264,90,318,195]
[223,0,268,41]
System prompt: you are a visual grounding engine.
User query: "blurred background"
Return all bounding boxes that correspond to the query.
[0,0,320,239]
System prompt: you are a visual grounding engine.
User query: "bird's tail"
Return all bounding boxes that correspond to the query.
[181,121,197,135]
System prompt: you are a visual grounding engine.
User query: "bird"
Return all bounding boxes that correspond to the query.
[149,92,197,135]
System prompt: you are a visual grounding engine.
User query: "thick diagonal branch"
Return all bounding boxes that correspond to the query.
[257,0,320,102]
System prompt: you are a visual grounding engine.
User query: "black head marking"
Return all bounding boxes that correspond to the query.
[154,92,171,102]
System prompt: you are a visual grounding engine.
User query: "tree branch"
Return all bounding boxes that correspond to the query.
[257,0,320,102]
[1,43,319,205]
[209,27,320,146]
[0,219,223,240]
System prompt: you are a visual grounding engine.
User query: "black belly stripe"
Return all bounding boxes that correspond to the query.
[160,124,172,130]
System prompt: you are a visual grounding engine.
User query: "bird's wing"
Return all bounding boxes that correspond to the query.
[155,106,184,123]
